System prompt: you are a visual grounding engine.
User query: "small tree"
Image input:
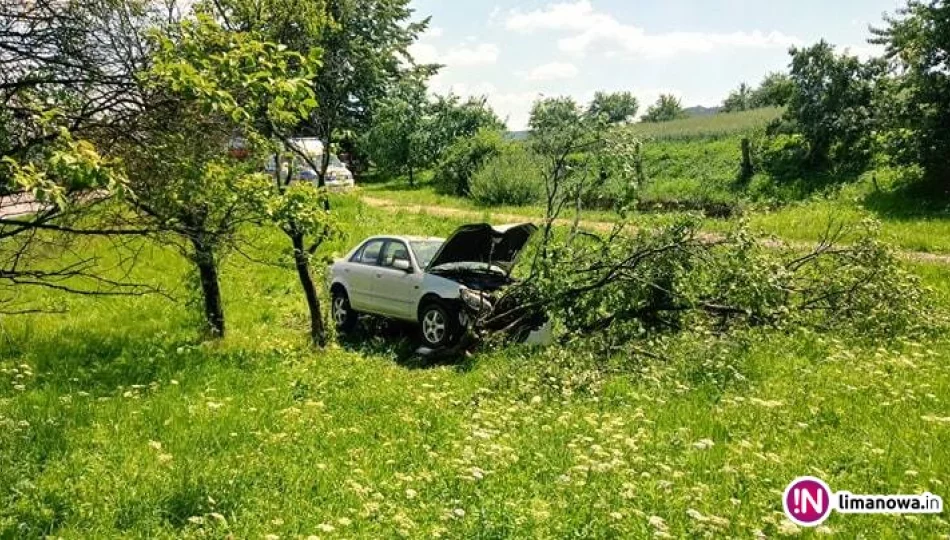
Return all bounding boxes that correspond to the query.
[0,0,154,312]
[432,128,508,196]
[527,97,640,247]
[642,94,686,123]
[263,181,339,345]
[784,40,880,169]
[587,91,639,124]
[362,75,430,186]
[120,15,316,338]
[528,97,600,230]
[722,83,753,113]
[426,94,504,162]
[872,0,950,190]
[750,72,795,108]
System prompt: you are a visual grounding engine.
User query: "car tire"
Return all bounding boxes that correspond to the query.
[419,301,459,349]
[331,289,358,334]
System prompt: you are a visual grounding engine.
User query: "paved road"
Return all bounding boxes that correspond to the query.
[360,195,950,266]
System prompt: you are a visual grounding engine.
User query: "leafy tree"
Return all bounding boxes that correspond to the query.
[587,91,639,124]
[872,0,950,189]
[750,72,795,108]
[361,75,430,186]
[722,74,795,113]
[262,180,340,345]
[199,0,347,345]
[527,97,641,246]
[0,0,154,312]
[361,90,502,187]
[641,94,686,123]
[426,94,504,162]
[783,40,881,169]
[432,128,508,196]
[120,15,317,338]
[722,83,753,113]
[211,0,432,200]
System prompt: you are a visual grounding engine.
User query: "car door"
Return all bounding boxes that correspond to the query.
[345,239,385,312]
[372,240,422,320]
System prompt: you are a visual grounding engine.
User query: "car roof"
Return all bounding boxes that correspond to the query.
[360,235,444,243]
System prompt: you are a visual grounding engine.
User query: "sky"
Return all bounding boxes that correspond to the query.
[407,0,904,130]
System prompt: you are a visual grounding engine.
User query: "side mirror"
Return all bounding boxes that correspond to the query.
[393,259,412,273]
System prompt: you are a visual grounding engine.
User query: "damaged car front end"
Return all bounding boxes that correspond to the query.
[422,223,551,353]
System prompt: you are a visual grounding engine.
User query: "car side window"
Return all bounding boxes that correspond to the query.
[380,241,411,268]
[352,240,385,265]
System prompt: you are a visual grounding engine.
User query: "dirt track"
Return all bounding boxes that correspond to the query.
[361,195,950,266]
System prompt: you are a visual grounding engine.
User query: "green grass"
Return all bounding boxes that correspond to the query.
[3,196,950,537]
[718,178,950,254]
[736,200,950,254]
[360,172,551,220]
[636,137,745,207]
[628,107,783,141]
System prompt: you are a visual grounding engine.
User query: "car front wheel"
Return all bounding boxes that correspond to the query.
[331,289,358,333]
[419,302,459,349]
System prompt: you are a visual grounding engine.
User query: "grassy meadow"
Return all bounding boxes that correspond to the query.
[2,194,950,538]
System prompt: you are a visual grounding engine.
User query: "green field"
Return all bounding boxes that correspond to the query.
[2,196,950,537]
[627,107,783,141]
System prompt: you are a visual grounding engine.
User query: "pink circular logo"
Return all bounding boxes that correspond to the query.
[783,476,833,527]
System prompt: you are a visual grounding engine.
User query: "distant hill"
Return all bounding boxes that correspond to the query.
[505,130,530,141]
[683,105,722,117]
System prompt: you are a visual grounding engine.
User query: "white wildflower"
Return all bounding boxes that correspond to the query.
[692,438,715,450]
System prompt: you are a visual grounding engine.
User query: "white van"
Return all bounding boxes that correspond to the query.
[265,138,355,189]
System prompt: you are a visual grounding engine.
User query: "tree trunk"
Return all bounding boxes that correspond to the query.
[190,237,225,338]
[290,228,326,346]
[319,133,332,212]
[408,162,415,187]
[739,137,753,183]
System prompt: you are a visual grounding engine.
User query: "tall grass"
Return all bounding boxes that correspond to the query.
[628,107,783,141]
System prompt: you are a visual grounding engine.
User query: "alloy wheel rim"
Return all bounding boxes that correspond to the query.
[423,309,446,344]
[333,297,347,325]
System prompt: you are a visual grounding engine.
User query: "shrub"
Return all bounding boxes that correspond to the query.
[758,133,810,180]
[469,146,544,206]
[432,128,507,196]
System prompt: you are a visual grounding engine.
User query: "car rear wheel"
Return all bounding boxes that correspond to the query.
[419,301,459,349]
[332,289,358,333]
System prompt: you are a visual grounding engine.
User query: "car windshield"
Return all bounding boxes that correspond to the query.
[316,154,344,168]
[410,240,444,269]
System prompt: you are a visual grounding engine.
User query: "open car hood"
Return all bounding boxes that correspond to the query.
[426,223,537,275]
